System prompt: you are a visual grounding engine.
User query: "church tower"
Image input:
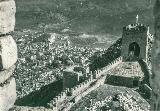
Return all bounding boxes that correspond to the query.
[121,23,150,62]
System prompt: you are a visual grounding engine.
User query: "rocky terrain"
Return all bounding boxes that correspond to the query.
[69,85,150,111]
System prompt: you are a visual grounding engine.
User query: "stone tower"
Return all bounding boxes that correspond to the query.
[121,23,150,62]
[0,0,17,110]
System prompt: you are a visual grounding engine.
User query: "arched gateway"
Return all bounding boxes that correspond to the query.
[128,42,140,61]
[121,23,150,62]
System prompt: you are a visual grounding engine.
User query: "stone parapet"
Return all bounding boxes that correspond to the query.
[0,0,16,35]
[0,77,17,111]
[0,0,17,110]
[0,65,15,84]
[0,35,17,70]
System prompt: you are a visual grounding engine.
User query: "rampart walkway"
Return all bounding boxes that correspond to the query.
[50,57,123,111]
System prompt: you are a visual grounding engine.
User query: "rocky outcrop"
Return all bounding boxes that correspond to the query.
[0,0,17,110]
[151,0,160,110]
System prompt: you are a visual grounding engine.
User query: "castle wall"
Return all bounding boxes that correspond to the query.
[139,84,152,99]
[121,24,149,61]
[0,77,17,111]
[74,75,106,104]
[63,71,79,89]
[0,35,17,70]
[70,76,93,97]
[106,75,140,88]
[92,57,123,79]
[48,56,123,111]
[48,24,153,110]
[0,0,16,34]
[0,65,15,84]
[0,0,17,110]
[50,88,70,109]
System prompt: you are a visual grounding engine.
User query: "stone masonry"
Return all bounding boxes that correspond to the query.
[0,0,16,35]
[0,0,17,111]
[121,24,150,62]
[151,0,160,110]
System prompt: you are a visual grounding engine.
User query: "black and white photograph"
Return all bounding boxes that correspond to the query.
[0,0,160,111]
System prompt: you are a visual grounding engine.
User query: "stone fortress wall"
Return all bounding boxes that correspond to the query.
[92,57,123,79]
[0,0,18,110]
[48,56,123,111]
[48,23,154,110]
[70,76,93,96]
[51,49,152,111]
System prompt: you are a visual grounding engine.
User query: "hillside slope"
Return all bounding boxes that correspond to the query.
[15,0,155,34]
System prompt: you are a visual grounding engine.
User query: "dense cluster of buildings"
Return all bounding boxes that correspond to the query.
[13,30,101,98]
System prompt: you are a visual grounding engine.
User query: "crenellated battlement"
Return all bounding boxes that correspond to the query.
[48,88,70,108]
[48,56,123,111]
[92,57,123,79]
[123,23,148,33]
[70,76,93,96]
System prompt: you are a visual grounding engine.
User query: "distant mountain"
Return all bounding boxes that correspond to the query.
[15,0,155,35]
[16,0,154,13]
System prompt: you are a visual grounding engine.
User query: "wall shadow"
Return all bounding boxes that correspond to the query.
[15,79,63,107]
